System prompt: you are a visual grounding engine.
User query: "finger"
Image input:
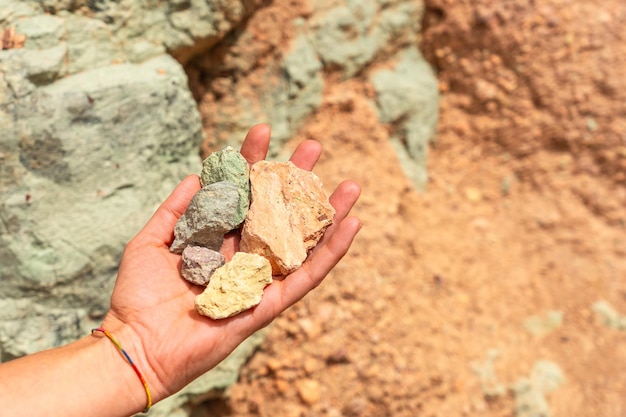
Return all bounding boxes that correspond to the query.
[240,124,271,165]
[220,231,240,262]
[329,180,361,223]
[296,216,362,296]
[251,181,361,318]
[289,140,322,171]
[136,175,201,246]
[313,180,361,249]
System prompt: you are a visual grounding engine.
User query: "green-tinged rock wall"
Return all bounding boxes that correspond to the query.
[190,0,439,186]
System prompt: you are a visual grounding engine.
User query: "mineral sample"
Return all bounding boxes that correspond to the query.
[200,146,250,227]
[195,252,273,319]
[170,181,239,254]
[240,161,335,275]
[181,246,226,286]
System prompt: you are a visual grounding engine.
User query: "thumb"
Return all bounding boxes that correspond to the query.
[137,175,201,246]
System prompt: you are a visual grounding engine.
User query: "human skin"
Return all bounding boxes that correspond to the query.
[0,124,362,417]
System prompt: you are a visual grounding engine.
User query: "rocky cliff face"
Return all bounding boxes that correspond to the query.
[0,1,437,415]
[189,0,439,186]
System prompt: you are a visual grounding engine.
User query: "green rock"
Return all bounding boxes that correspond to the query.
[370,47,439,190]
[592,300,626,330]
[523,310,564,336]
[200,147,250,227]
[512,360,565,417]
[15,15,65,50]
[471,349,507,399]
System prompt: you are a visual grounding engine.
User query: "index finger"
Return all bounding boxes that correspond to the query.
[240,124,271,164]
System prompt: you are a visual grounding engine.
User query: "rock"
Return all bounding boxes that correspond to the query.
[170,181,240,254]
[512,361,565,417]
[181,246,226,286]
[471,349,507,399]
[200,146,250,227]
[309,1,422,77]
[523,310,564,336]
[195,252,273,319]
[2,0,269,66]
[240,161,335,275]
[370,46,439,190]
[592,300,626,330]
[296,378,321,405]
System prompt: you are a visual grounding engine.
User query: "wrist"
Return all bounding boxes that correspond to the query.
[94,319,160,413]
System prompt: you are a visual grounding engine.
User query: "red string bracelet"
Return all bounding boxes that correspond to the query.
[91,327,153,413]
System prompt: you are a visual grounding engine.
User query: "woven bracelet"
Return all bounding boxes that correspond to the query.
[91,327,153,413]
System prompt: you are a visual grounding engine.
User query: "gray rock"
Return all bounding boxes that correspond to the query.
[200,146,250,227]
[170,182,240,254]
[181,246,226,286]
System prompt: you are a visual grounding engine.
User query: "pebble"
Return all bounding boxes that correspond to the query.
[169,181,239,254]
[180,245,225,286]
[200,146,250,227]
[296,378,321,405]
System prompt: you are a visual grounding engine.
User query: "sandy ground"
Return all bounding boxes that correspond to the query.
[191,1,626,416]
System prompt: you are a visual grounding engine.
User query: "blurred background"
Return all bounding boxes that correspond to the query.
[1,0,625,416]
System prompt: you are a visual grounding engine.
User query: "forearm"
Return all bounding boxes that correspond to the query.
[0,330,148,417]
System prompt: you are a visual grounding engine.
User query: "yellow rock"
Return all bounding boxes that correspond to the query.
[195,252,272,319]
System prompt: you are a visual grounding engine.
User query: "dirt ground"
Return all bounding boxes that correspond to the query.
[191,1,626,416]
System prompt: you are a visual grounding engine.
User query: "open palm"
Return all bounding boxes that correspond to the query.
[100,125,361,403]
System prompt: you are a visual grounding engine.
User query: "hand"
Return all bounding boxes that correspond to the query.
[101,124,362,404]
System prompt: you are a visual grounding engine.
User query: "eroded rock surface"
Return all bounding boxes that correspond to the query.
[200,146,250,227]
[195,252,273,319]
[240,161,335,275]
[170,181,239,254]
[181,246,226,286]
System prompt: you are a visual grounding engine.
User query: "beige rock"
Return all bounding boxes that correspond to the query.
[194,252,272,319]
[241,161,335,275]
[296,378,321,405]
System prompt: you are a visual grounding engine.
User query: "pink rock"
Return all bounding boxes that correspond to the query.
[240,161,335,275]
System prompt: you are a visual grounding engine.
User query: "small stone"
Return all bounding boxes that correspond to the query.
[592,300,626,330]
[275,379,290,394]
[169,181,239,254]
[240,161,335,275]
[523,310,564,337]
[296,378,321,405]
[195,252,273,319]
[200,146,250,227]
[180,246,225,286]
